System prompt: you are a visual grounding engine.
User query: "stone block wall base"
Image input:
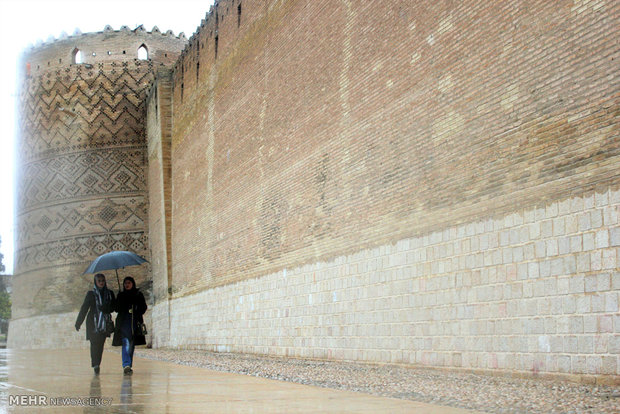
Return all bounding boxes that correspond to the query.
[8,312,88,349]
[155,187,619,381]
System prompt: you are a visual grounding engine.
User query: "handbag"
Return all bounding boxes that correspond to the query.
[105,316,115,336]
[137,322,148,336]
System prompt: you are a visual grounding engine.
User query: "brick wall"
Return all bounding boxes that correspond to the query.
[168,0,619,295]
[156,0,619,380]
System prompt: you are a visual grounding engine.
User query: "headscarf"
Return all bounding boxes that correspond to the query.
[123,276,138,294]
[93,273,113,334]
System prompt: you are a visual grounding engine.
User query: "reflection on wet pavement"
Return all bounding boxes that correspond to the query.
[0,349,477,413]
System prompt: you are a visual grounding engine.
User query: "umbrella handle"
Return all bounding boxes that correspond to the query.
[116,269,121,292]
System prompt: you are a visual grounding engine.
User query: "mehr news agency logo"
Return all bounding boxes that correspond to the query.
[9,394,112,407]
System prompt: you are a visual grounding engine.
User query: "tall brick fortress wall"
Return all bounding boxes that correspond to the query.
[150,0,619,382]
[9,27,187,348]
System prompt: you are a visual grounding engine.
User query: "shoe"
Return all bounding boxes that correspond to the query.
[123,366,133,374]
[93,366,100,374]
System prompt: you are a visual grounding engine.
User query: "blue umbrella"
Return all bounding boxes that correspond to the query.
[83,250,148,290]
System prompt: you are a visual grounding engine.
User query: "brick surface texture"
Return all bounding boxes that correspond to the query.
[9,29,186,333]
[11,0,620,382]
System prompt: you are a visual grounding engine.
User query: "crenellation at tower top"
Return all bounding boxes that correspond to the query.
[22,25,188,75]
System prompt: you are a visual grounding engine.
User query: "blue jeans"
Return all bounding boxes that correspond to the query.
[122,337,134,368]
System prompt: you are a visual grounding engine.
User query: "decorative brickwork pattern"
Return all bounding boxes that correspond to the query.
[12,29,186,327]
[16,61,154,274]
[19,148,146,209]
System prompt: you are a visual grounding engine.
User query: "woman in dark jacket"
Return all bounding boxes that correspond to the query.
[112,276,147,374]
[75,273,115,374]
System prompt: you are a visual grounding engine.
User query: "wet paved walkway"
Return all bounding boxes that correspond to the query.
[0,349,478,413]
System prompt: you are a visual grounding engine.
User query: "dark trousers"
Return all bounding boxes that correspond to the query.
[89,333,107,367]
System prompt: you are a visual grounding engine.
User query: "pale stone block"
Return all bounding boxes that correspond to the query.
[529,222,541,240]
[542,220,553,238]
[584,193,595,210]
[504,214,515,228]
[603,206,618,226]
[593,335,608,353]
[571,196,585,212]
[585,275,597,293]
[601,356,617,375]
[534,207,546,222]
[591,294,605,313]
[526,298,538,316]
[570,235,582,253]
[599,315,613,333]
[514,212,524,227]
[502,248,513,264]
[611,187,620,204]
[557,199,570,215]
[611,227,620,247]
[576,253,591,272]
[596,190,610,207]
[546,203,558,218]
[550,258,564,276]
[602,249,616,270]
[595,229,609,249]
[558,237,570,255]
[583,232,596,251]
[519,226,529,244]
[571,355,587,373]
[590,250,602,271]
[596,273,611,291]
[510,229,520,245]
[534,241,546,258]
[586,356,602,374]
[565,215,579,234]
[556,280,569,301]
[570,316,584,334]
[543,317,557,334]
[527,262,539,279]
[558,355,571,372]
[514,246,525,263]
[546,239,558,256]
[577,296,591,314]
[609,335,620,353]
[553,217,565,236]
[546,277,558,296]
[579,213,592,232]
[549,335,563,352]
[533,279,546,297]
[612,272,620,290]
[500,230,510,247]
[591,209,603,228]
[540,260,551,278]
[604,292,618,312]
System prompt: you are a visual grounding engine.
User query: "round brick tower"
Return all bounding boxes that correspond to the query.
[9,25,187,348]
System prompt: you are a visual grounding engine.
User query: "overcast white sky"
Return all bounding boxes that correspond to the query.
[0,0,215,274]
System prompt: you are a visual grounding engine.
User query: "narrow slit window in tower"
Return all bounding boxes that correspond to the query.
[238,3,242,27]
[72,48,83,64]
[138,44,148,60]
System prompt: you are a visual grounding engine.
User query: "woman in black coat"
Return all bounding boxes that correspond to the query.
[75,273,115,374]
[112,276,147,374]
